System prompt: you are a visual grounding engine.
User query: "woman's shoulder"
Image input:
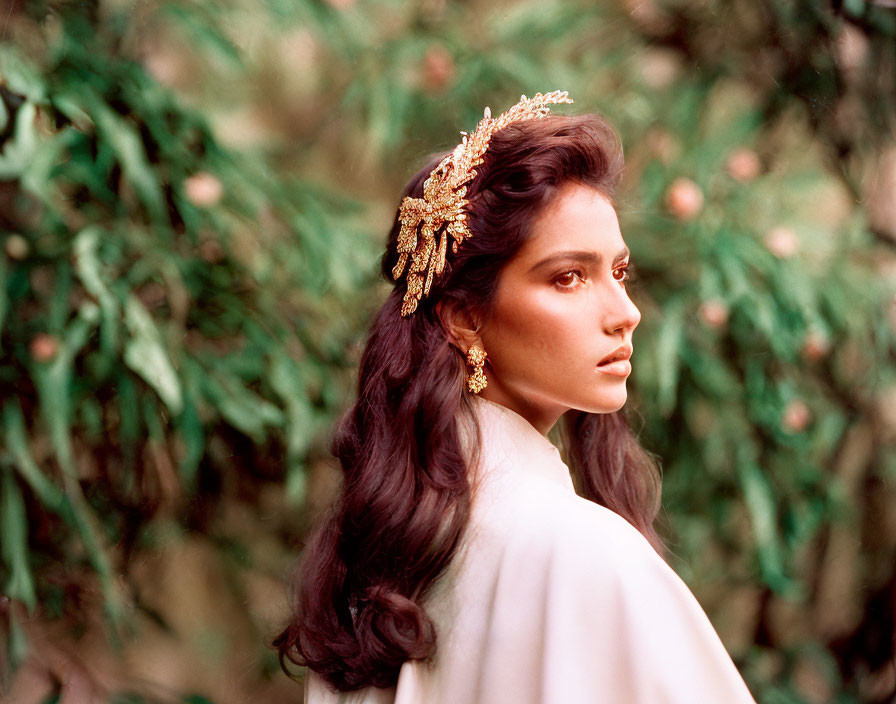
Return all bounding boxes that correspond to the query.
[467,400,647,546]
[472,463,658,581]
[466,468,757,703]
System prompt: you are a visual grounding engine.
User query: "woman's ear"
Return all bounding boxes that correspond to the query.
[436,299,483,354]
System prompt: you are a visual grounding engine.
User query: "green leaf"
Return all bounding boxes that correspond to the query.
[92,102,166,221]
[51,91,94,131]
[123,295,184,415]
[655,297,685,415]
[0,45,47,103]
[32,317,126,626]
[285,463,307,506]
[175,395,204,490]
[201,369,284,443]
[737,457,792,593]
[19,124,80,207]
[6,607,29,668]
[0,102,39,179]
[1,468,37,612]
[843,0,865,17]
[74,227,121,359]
[48,261,73,333]
[2,400,66,512]
[0,251,7,348]
[269,351,315,460]
[31,303,97,464]
[160,5,244,69]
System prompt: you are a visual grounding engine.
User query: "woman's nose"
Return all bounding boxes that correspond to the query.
[604,288,641,335]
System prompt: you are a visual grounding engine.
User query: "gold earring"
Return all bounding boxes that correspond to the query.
[465,346,488,394]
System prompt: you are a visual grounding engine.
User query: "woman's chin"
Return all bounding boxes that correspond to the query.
[601,398,628,414]
[574,389,628,415]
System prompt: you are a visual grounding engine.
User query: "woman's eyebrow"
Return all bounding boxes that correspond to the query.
[528,247,630,273]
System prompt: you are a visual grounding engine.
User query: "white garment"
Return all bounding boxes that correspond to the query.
[306,396,757,704]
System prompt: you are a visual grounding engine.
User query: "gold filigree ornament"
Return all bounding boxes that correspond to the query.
[392,90,574,317]
[465,346,488,394]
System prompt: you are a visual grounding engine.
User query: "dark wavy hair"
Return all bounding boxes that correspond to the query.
[274,112,664,692]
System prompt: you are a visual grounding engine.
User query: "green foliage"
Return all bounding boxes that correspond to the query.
[622,85,892,596]
[1,0,895,702]
[0,0,373,666]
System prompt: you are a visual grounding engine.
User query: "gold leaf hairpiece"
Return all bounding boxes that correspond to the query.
[392,90,574,317]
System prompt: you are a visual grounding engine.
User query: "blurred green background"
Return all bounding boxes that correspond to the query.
[0,1,894,702]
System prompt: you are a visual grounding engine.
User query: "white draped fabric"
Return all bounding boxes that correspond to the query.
[305,396,757,703]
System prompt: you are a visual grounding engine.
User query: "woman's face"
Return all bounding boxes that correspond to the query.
[477,182,641,435]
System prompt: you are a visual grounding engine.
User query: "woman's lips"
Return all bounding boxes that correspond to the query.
[596,359,632,377]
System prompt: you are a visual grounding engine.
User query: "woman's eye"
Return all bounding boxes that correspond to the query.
[554,270,584,288]
[613,264,633,285]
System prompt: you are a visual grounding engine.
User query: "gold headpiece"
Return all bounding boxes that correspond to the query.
[392,90,574,316]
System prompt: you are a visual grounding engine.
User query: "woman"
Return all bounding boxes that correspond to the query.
[275,91,757,703]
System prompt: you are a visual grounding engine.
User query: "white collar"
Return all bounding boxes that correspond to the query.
[465,395,575,492]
